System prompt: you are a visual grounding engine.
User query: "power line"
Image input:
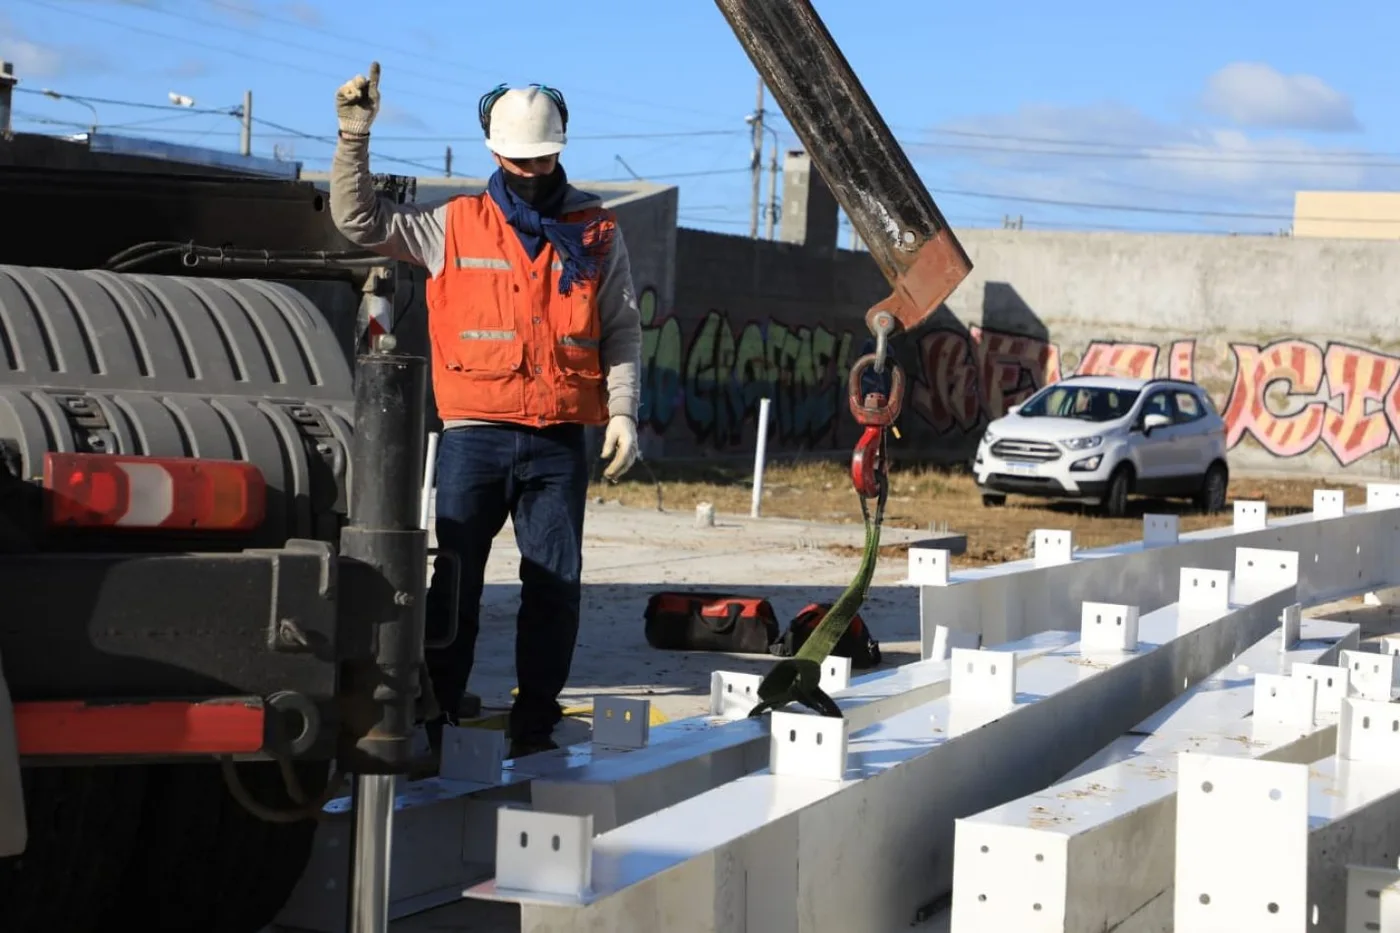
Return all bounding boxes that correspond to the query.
[924,184,1387,224]
[200,0,742,125]
[15,0,731,129]
[906,139,1400,169]
[14,82,1400,228]
[920,125,1400,160]
[13,85,238,117]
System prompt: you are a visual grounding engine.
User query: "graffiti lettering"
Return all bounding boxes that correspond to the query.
[1075,341,1159,379]
[636,287,855,450]
[636,284,1400,468]
[1223,340,1327,456]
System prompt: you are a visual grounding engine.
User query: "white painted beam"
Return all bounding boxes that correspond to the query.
[467,577,1298,933]
[1173,710,1400,933]
[919,502,1400,658]
[949,616,1358,933]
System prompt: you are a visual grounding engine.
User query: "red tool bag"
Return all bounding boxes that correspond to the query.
[643,592,781,654]
[769,602,882,669]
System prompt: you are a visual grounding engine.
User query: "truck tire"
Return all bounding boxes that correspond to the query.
[110,759,331,933]
[0,765,149,933]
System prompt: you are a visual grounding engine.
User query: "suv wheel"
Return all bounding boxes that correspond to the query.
[1195,462,1229,514]
[981,493,1006,508]
[1099,467,1132,518]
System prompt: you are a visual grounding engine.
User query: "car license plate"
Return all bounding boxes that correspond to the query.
[1005,461,1038,476]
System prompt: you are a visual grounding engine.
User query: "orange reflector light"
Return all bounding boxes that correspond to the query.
[43,452,266,531]
[15,698,267,757]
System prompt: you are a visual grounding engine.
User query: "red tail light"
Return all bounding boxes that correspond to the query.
[43,453,266,531]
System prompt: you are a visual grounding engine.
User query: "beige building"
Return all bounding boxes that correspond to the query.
[1293,190,1400,239]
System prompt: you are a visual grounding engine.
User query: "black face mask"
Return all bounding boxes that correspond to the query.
[503,164,565,212]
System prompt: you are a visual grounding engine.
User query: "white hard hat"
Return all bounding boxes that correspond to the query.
[482,86,567,160]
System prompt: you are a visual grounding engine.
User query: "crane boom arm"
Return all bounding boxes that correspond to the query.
[713,0,973,335]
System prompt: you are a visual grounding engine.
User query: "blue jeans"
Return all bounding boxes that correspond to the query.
[424,423,588,742]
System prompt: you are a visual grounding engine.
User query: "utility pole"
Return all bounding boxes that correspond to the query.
[239,89,252,156]
[444,145,453,178]
[764,137,779,240]
[0,61,15,139]
[749,76,764,240]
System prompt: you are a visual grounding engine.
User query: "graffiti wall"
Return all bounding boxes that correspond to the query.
[907,329,1400,472]
[638,278,1400,475]
[641,226,1400,476]
[638,286,858,451]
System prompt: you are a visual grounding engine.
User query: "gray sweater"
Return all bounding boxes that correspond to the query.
[328,133,642,426]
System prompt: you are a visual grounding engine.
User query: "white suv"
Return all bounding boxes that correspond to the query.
[973,376,1229,517]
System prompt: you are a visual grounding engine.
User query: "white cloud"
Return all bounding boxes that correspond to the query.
[920,100,1382,234]
[378,103,429,130]
[1201,62,1359,133]
[282,1,322,26]
[0,18,66,78]
[0,16,111,79]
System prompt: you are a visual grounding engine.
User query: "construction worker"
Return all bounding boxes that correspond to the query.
[329,64,642,758]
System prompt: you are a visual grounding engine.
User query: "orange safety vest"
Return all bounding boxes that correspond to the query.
[425,193,615,426]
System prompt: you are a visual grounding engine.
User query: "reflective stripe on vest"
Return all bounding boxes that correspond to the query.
[424,193,614,427]
[455,257,512,271]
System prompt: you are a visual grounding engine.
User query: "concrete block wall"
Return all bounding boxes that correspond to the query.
[636,226,1400,479]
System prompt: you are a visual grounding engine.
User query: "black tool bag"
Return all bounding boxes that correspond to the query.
[768,602,883,669]
[643,592,781,654]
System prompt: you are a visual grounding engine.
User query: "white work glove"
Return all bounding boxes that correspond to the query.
[335,61,380,136]
[600,415,639,482]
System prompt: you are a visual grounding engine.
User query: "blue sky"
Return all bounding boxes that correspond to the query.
[3,0,1397,237]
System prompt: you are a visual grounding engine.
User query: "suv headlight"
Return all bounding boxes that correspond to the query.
[981,428,997,446]
[1062,435,1102,451]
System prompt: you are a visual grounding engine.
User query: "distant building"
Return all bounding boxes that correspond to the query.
[1293,191,1400,240]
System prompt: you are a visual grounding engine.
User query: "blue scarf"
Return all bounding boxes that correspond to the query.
[486,167,608,296]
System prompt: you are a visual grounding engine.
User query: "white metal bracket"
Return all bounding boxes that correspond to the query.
[1292,662,1350,716]
[1032,529,1074,566]
[494,808,593,899]
[1341,649,1398,702]
[950,647,1017,707]
[1339,697,1400,765]
[1143,513,1180,547]
[1080,601,1140,652]
[1253,672,1317,728]
[440,725,506,785]
[820,656,852,693]
[1280,603,1303,650]
[1345,863,1400,933]
[769,710,848,782]
[1233,499,1269,532]
[1235,547,1300,604]
[1180,568,1232,615]
[710,671,763,719]
[1367,483,1400,511]
[1314,488,1346,520]
[592,697,650,750]
[908,547,951,586]
[1174,752,1309,932]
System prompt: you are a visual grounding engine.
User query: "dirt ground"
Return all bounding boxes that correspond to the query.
[588,459,1369,567]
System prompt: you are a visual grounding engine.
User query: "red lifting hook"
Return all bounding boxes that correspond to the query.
[847,354,905,499]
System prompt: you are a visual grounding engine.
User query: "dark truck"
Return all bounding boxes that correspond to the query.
[0,146,437,933]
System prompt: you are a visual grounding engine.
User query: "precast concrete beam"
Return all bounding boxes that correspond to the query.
[276,630,1076,931]
[467,565,1298,933]
[917,491,1400,658]
[949,614,1359,933]
[1172,701,1400,933]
